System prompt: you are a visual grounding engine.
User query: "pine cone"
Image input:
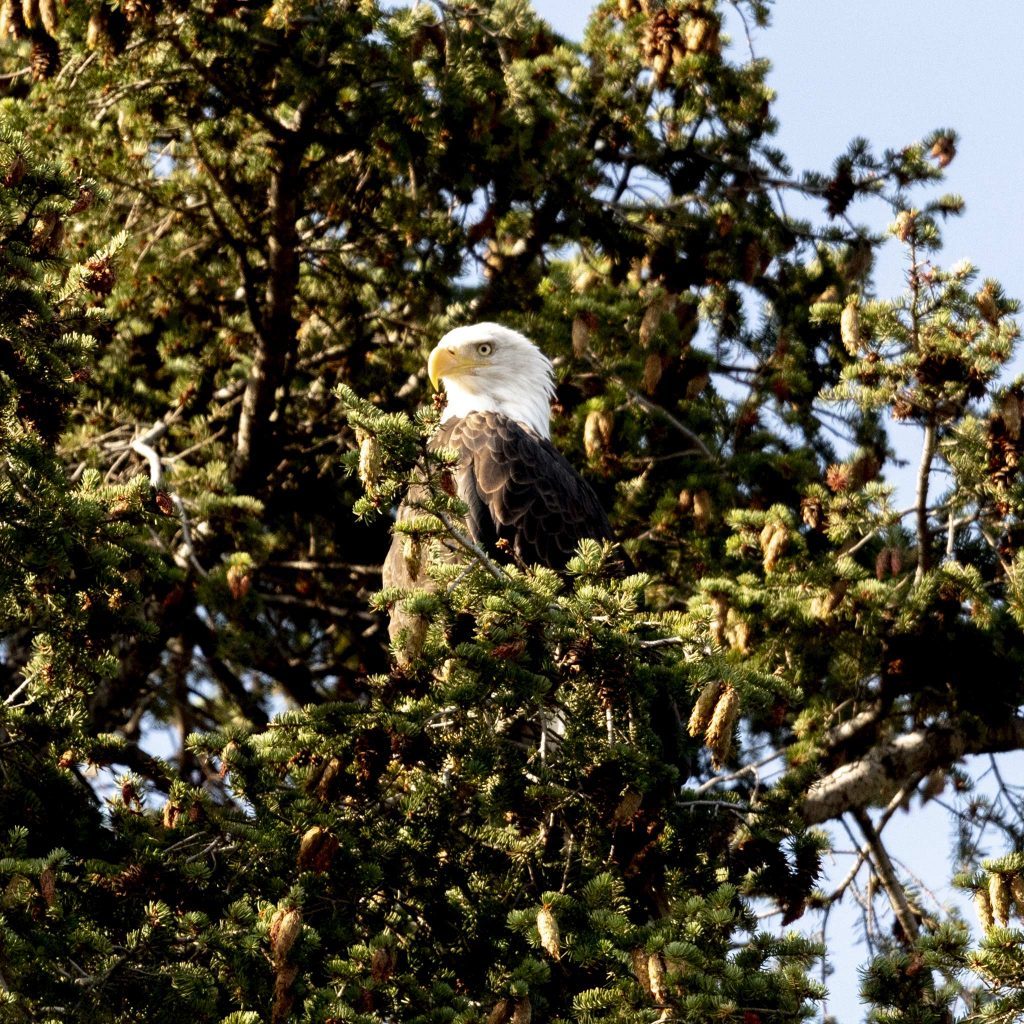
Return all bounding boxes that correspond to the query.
[121,0,155,23]
[32,210,64,254]
[226,564,251,601]
[610,788,643,825]
[3,151,27,186]
[370,945,396,983]
[297,826,339,872]
[800,496,823,530]
[691,488,713,530]
[487,999,513,1024]
[162,800,180,828]
[314,756,343,801]
[759,521,788,573]
[682,9,719,54]
[929,134,956,168]
[975,887,994,932]
[510,997,532,1024]
[986,423,1020,489]
[875,547,891,581]
[30,31,59,80]
[724,609,750,654]
[708,591,728,646]
[82,255,116,295]
[977,282,1001,325]
[824,165,855,218]
[571,310,596,354]
[631,948,654,996]
[584,409,614,460]
[357,433,381,491]
[1,0,28,40]
[269,906,302,964]
[640,9,681,88]
[39,866,56,906]
[891,392,914,421]
[647,951,667,1002]
[38,0,56,36]
[272,962,299,1024]
[1010,873,1024,918]
[705,684,740,766]
[536,905,560,960]
[70,184,96,213]
[839,299,861,354]
[684,370,709,399]
[642,352,664,394]
[639,295,667,347]
[740,237,767,284]
[688,680,724,738]
[990,873,1011,927]
[86,8,105,49]
[894,209,916,242]
[402,535,422,577]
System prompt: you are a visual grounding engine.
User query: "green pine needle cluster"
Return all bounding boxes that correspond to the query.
[0,0,1023,1021]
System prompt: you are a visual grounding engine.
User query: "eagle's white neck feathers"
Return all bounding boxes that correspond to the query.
[430,323,555,439]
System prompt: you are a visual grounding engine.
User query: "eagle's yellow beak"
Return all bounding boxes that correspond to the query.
[427,345,463,390]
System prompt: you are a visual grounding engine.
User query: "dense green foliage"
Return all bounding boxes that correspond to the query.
[1,1,1024,1021]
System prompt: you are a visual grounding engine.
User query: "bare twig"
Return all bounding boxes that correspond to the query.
[826,779,917,904]
[842,504,918,557]
[914,419,937,582]
[559,832,575,893]
[679,798,753,821]
[130,424,206,576]
[853,807,920,943]
[258,592,357,621]
[432,507,508,583]
[621,385,716,462]
[636,635,687,649]
[694,750,785,795]
[4,679,30,707]
[268,559,381,575]
[130,434,165,489]
[728,0,757,60]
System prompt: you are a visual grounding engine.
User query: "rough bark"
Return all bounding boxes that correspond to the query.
[801,715,1024,825]
[233,144,303,489]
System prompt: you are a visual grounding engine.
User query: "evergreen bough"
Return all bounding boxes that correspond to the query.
[0,1,1022,1021]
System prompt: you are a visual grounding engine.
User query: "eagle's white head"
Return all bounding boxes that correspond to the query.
[427,323,555,439]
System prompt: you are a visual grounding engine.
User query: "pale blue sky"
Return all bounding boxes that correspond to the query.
[531,2,1024,1020]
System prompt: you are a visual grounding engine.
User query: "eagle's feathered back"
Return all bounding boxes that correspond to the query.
[383,324,616,661]
[434,412,613,567]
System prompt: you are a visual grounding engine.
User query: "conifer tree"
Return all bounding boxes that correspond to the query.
[0,1,1023,1021]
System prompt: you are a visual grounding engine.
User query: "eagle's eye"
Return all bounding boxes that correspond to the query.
[476,342,493,357]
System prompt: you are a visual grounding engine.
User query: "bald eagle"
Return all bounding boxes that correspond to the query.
[383,322,616,658]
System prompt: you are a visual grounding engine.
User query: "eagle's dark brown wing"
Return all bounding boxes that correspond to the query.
[434,412,614,568]
[383,411,618,662]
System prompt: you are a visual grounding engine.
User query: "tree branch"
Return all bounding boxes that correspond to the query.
[233,138,304,488]
[826,779,916,904]
[802,716,1024,825]
[621,385,716,462]
[853,807,920,943]
[914,418,937,581]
